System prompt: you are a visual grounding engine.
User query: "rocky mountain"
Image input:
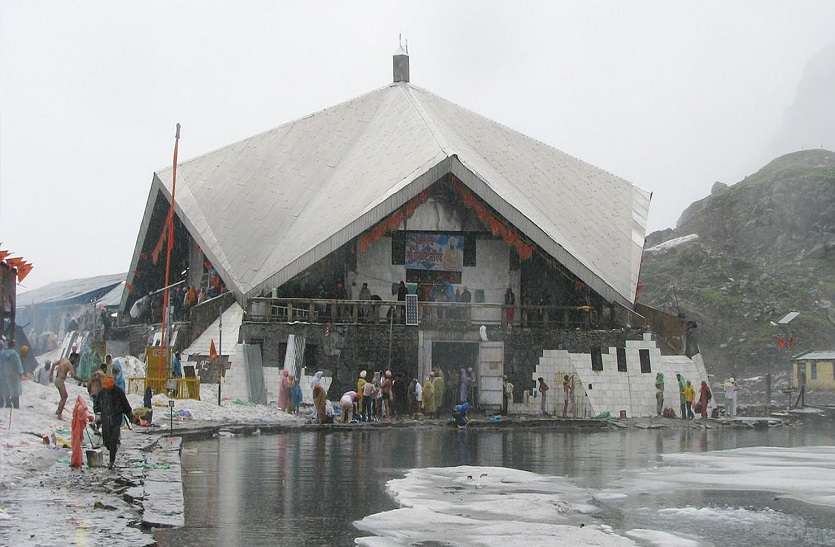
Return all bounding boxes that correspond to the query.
[639,149,835,377]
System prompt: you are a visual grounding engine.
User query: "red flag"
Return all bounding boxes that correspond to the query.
[209,339,218,360]
[17,262,33,283]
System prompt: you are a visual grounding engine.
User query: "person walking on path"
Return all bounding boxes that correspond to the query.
[676,374,687,420]
[684,381,696,419]
[54,353,78,419]
[0,340,24,408]
[70,395,93,468]
[655,373,665,416]
[277,369,291,411]
[340,391,357,423]
[538,377,550,416]
[96,375,132,469]
[562,374,575,417]
[698,381,712,418]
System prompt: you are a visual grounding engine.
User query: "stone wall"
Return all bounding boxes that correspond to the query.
[240,322,419,397]
[239,321,643,400]
[527,336,711,418]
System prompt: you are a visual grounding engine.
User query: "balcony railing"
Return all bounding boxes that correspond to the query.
[245,297,609,328]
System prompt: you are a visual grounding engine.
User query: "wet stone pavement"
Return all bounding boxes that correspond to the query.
[0,431,184,546]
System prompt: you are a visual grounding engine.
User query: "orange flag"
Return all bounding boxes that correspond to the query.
[209,339,218,360]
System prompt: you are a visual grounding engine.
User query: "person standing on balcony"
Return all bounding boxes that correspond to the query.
[358,283,372,322]
[504,288,516,326]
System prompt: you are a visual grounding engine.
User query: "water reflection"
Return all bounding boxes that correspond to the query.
[156,423,835,546]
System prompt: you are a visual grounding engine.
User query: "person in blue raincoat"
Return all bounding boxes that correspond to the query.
[0,340,24,408]
[112,360,126,393]
[453,401,471,428]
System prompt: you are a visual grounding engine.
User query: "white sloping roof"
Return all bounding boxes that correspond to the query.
[17,273,126,307]
[144,83,649,306]
[793,351,835,361]
[96,281,125,307]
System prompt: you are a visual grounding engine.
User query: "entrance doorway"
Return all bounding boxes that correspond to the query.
[431,342,478,411]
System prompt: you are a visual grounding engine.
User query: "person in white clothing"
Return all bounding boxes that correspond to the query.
[724,377,738,417]
[414,378,423,418]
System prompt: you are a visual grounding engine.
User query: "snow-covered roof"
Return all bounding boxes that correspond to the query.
[17,273,126,307]
[793,351,835,361]
[131,83,650,307]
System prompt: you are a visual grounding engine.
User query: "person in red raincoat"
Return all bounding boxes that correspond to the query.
[70,395,93,468]
[698,381,712,418]
[277,369,291,411]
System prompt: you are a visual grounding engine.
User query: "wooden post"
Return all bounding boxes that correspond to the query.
[287,303,294,322]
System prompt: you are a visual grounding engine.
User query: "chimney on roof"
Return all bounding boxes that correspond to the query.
[393,35,409,83]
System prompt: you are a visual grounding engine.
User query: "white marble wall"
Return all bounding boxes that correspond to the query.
[529,336,711,418]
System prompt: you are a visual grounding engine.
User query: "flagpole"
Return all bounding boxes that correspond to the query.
[218,307,223,406]
[160,123,181,356]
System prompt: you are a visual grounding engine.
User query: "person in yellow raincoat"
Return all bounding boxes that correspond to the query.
[432,371,445,418]
[356,370,367,421]
[422,376,435,416]
[683,380,696,420]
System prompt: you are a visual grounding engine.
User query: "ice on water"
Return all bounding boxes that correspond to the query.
[355,446,835,546]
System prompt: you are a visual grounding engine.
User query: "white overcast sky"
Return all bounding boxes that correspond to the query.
[2,0,835,290]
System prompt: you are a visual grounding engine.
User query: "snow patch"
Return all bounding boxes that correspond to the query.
[625,529,701,547]
[354,466,638,546]
[645,234,699,254]
[622,446,835,508]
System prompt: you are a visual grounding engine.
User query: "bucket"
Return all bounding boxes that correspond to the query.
[619,410,627,419]
[86,449,104,468]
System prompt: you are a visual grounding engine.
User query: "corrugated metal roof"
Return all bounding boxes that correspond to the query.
[144,83,649,306]
[793,351,835,361]
[96,281,125,308]
[17,273,126,307]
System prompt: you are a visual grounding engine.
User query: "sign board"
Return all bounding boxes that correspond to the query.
[405,294,419,326]
[405,233,464,272]
[188,353,231,384]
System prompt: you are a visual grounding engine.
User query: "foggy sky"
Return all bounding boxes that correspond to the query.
[2,1,835,290]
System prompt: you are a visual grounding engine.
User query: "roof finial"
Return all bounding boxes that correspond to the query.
[393,35,410,83]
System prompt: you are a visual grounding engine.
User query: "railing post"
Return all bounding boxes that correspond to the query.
[562,309,570,328]
[352,302,359,324]
[266,300,273,322]
[287,303,294,322]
